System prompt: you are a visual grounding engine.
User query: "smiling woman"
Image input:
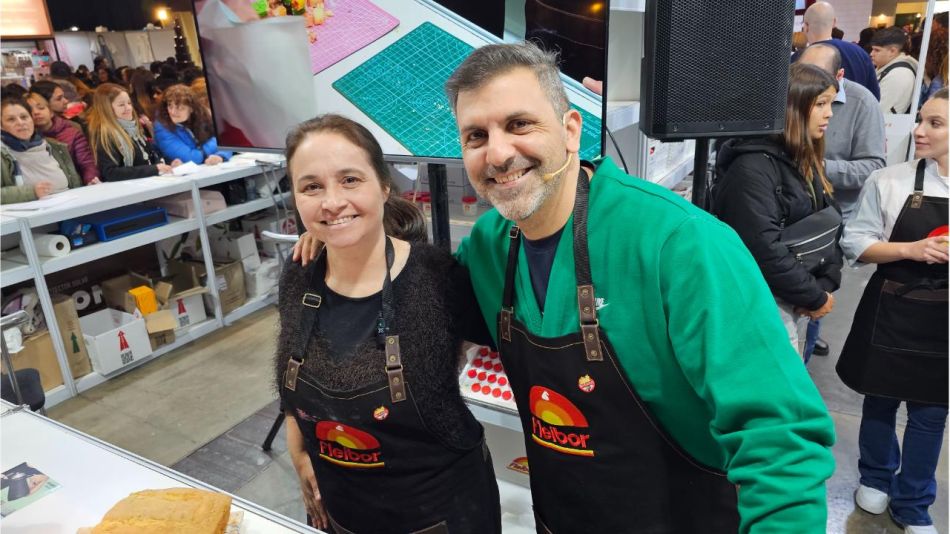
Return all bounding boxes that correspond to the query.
[1,96,83,204]
[275,114,501,533]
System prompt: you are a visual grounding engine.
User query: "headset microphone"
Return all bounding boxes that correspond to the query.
[541,152,573,182]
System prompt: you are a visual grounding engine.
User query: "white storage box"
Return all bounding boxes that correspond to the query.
[80,308,153,376]
[152,190,226,219]
[169,289,208,330]
[246,259,280,297]
[209,233,259,263]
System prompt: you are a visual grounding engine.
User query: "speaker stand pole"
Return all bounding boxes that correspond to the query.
[427,163,452,251]
[691,138,710,210]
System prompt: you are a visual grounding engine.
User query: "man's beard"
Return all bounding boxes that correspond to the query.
[475,155,567,222]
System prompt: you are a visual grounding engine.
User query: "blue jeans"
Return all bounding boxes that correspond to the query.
[803,318,820,364]
[858,395,948,526]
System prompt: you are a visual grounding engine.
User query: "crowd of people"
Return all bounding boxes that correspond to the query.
[1,56,229,204]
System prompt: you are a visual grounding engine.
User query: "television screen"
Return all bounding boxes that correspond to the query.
[193,0,607,161]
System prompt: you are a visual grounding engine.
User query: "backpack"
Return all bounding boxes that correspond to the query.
[878,60,917,113]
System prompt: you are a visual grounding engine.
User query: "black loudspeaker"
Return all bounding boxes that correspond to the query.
[640,0,795,139]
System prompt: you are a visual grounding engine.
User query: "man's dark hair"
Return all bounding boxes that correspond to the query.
[870,26,908,48]
[158,64,179,81]
[50,61,72,78]
[799,42,842,75]
[831,27,844,39]
[181,66,203,85]
[165,57,177,65]
[150,61,163,75]
[934,11,948,29]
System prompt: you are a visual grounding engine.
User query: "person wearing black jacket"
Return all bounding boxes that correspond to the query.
[713,63,844,357]
[86,83,179,181]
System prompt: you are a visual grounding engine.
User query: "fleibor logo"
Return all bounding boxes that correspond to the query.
[506,456,530,475]
[316,421,384,468]
[529,386,594,457]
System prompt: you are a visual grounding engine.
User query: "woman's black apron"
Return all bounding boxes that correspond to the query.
[837,159,949,404]
[496,169,740,533]
[282,239,500,533]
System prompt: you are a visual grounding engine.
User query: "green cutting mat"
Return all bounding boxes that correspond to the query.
[333,22,602,160]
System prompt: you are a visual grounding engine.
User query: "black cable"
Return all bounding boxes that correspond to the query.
[605,127,628,174]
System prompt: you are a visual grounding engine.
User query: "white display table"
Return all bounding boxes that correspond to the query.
[0,401,320,533]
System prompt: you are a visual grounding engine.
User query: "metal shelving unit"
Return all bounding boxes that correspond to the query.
[0,161,289,408]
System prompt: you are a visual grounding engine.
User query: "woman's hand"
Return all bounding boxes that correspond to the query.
[292,231,323,267]
[33,181,54,198]
[293,454,329,530]
[903,236,949,264]
[157,163,174,175]
[204,154,224,166]
[170,159,183,168]
[88,177,102,185]
[799,292,835,319]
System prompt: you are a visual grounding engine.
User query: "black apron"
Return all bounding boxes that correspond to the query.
[497,169,739,533]
[837,159,949,405]
[282,239,500,534]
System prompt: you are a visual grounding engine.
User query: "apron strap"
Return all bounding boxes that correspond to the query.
[911,159,926,209]
[285,237,405,403]
[500,226,521,342]
[572,168,603,361]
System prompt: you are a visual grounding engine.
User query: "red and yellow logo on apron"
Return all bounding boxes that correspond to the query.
[927,225,948,238]
[506,456,530,475]
[316,421,385,468]
[529,386,594,457]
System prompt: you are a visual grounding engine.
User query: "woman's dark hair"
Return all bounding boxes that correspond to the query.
[1,84,28,100]
[28,80,59,104]
[50,61,72,78]
[782,63,837,195]
[285,114,428,243]
[1,96,33,118]
[156,84,215,145]
[129,68,156,118]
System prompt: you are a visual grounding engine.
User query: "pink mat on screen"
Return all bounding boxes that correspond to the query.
[309,0,399,75]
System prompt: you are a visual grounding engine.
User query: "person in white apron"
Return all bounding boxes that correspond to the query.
[837,88,949,534]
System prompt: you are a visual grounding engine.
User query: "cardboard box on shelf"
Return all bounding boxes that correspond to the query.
[166,259,246,316]
[10,331,64,392]
[51,294,91,379]
[145,309,177,350]
[209,233,258,263]
[79,308,152,376]
[100,272,209,332]
[150,190,226,219]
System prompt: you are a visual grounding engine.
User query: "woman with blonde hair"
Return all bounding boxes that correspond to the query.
[154,84,230,165]
[712,63,844,356]
[87,83,178,181]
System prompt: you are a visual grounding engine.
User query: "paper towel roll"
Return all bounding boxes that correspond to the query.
[32,234,71,258]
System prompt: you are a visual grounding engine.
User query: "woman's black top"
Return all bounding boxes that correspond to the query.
[274,243,492,448]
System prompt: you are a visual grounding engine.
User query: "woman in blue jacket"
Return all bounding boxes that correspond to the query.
[154,84,232,165]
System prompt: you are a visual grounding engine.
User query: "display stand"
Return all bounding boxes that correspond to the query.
[692,138,711,209]
[425,163,452,251]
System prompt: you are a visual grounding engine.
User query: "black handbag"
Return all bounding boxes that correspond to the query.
[779,204,842,273]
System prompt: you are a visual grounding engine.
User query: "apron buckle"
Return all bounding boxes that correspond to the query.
[302,293,322,308]
[285,358,302,391]
[581,322,603,361]
[500,308,513,342]
[384,335,407,403]
[509,226,521,239]
[911,192,924,209]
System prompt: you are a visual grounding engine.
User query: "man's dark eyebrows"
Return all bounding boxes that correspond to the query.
[460,111,535,133]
